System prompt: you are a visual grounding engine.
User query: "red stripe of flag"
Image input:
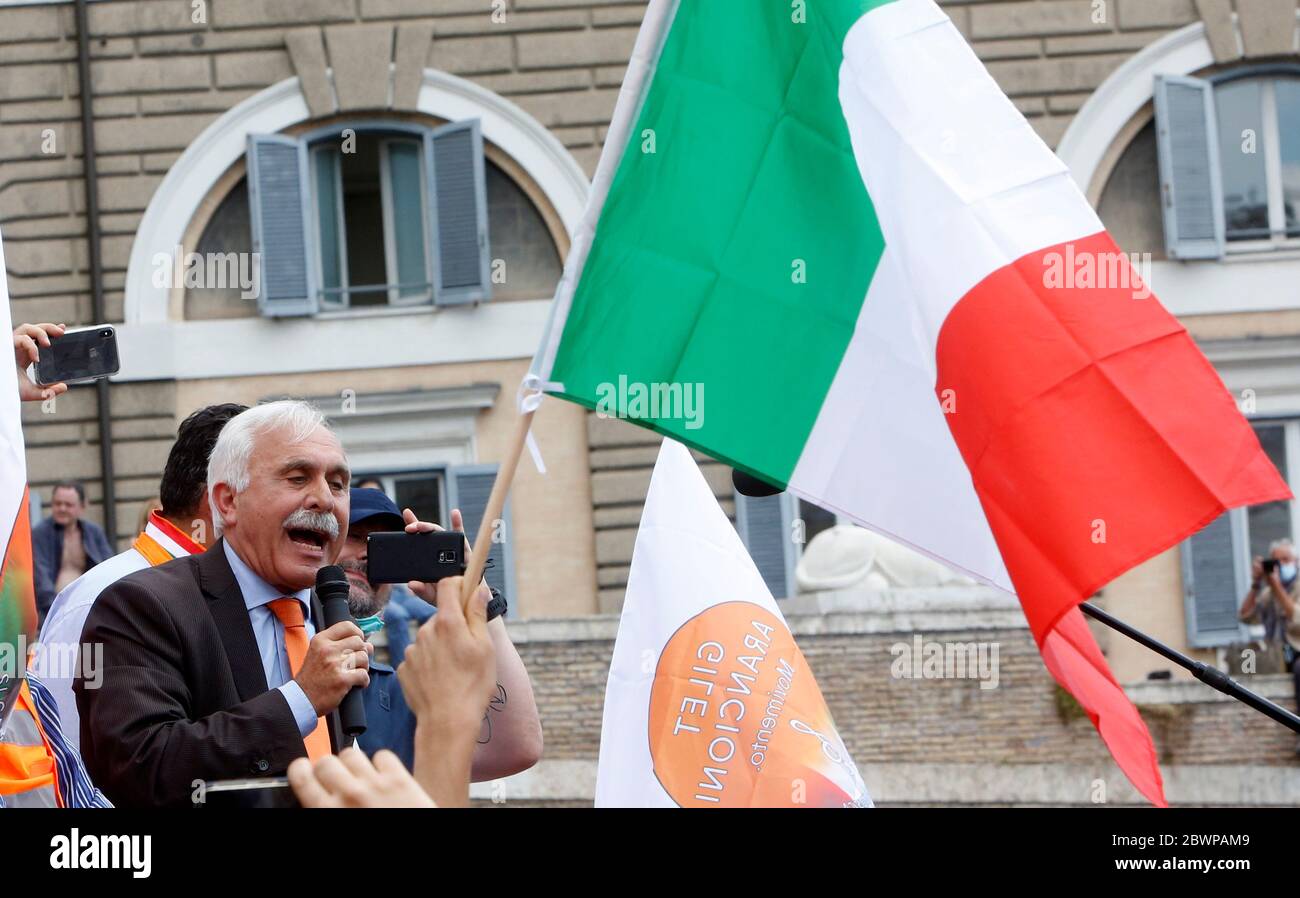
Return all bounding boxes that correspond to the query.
[936,230,1292,806]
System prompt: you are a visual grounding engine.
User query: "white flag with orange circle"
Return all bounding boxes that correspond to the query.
[595,438,871,808]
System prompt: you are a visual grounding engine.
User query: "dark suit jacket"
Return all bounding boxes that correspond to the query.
[75,538,342,808]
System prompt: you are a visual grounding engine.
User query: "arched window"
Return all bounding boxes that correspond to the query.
[246,120,489,315]
[186,121,563,320]
[1154,67,1300,258]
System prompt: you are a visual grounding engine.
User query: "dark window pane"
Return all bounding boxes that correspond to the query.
[797,499,837,550]
[394,475,443,529]
[340,135,387,304]
[1096,121,1164,257]
[486,161,562,300]
[1277,79,1300,237]
[1215,80,1271,240]
[1247,425,1290,559]
[186,179,254,320]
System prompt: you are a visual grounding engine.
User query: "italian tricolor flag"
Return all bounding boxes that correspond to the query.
[0,228,38,657]
[532,0,1291,806]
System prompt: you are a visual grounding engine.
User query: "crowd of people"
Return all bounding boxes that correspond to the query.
[6,322,542,807]
[11,314,1300,807]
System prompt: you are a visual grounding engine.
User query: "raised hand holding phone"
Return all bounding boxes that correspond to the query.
[13,322,68,402]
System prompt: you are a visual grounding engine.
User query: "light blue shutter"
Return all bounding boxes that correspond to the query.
[247,134,318,316]
[1153,75,1225,260]
[1181,512,1245,647]
[447,464,515,614]
[734,491,797,599]
[426,120,491,306]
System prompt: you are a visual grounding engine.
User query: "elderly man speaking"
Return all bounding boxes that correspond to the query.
[77,400,369,807]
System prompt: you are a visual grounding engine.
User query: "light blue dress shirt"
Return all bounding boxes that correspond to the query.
[222,540,320,738]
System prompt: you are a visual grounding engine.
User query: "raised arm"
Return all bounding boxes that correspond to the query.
[471,613,543,781]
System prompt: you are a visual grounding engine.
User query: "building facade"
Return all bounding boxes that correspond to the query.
[2,0,1297,804]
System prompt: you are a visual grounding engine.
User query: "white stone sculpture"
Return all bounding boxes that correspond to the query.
[796,524,976,592]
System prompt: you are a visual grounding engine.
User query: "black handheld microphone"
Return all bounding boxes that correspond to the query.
[315,564,367,738]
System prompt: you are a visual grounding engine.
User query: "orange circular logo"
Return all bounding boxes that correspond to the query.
[648,601,869,807]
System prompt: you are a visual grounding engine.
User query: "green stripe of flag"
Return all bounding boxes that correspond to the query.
[548,0,894,484]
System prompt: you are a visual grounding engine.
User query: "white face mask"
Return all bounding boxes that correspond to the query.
[1281,563,1298,583]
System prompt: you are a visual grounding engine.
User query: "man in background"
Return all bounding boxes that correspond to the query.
[32,481,112,624]
[36,403,247,747]
[351,477,434,667]
[340,487,541,778]
[1240,537,1300,753]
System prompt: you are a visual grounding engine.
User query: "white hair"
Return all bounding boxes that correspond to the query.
[207,400,336,536]
[1270,538,1295,556]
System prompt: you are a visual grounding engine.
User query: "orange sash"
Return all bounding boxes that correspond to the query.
[132,531,175,567]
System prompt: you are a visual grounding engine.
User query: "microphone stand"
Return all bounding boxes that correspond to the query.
[1080,602,1300,734]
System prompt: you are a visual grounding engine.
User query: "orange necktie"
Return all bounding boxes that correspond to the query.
[268,598,332,761]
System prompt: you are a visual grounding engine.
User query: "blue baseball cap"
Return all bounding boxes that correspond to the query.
[349,487,404,530]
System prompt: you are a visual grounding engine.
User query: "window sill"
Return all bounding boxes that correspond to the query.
[310,293,556,320]
[1220,241,1300,262]
[312,303,440,322]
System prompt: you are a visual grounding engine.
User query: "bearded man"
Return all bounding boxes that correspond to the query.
[339,487,541,777]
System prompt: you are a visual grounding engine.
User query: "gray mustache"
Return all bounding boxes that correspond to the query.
[282,508,339,539]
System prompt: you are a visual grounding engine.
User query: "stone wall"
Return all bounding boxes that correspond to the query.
[512,594,1299,769]
[490,588,1299,805]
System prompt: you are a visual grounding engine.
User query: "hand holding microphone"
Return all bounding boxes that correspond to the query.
[299,565,370,734]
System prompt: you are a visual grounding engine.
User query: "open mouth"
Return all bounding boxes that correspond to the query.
[286,528,328,552]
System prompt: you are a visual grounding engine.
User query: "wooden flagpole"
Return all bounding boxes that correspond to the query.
[460,404,536,607]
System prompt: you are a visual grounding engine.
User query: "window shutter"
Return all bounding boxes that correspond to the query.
[246,134,318,316]
[1153,75,1225,260]
[426,120,492,306]
[1181,512,1245,647]
[447,464,514,614]
[734,491,797,599]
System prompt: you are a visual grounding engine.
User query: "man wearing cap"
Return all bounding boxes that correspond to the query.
[340,488,542,777]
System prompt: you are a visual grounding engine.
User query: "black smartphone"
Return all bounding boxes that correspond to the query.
[198,776,299,808]
[33,325,120,386]
[367,530,467,584]
[1262,558,1279,575]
